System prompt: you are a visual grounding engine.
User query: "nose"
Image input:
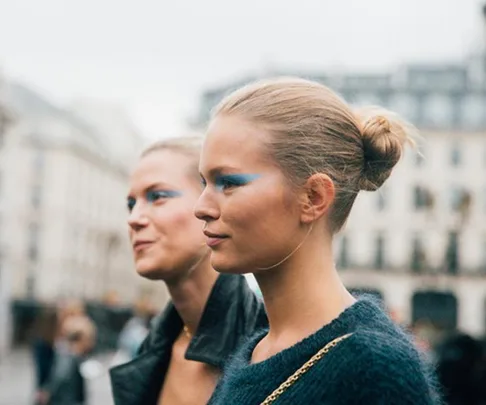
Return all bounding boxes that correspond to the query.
[128,201,150,230]
[194,187,220,222]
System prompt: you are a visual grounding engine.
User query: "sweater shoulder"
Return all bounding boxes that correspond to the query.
[349,326,420,360]
[323,329,442,404]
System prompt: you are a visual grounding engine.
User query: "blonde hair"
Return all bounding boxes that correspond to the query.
[213,77,416,233]
[141,135,203,180]
[141,135,203,158]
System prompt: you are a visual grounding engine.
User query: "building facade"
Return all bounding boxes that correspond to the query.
[0,79,168,354]
[0,92,14,358]
[193,10,486,338]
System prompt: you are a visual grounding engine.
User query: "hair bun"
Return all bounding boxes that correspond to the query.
[355,107,416,192]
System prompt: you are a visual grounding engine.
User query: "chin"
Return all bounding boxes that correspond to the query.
[210,256,248,275]
[136,266,166,280]
[135,258,168,280]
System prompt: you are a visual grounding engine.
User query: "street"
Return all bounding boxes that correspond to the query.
[0,349,115,405]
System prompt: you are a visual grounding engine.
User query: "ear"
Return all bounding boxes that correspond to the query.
[300,173,335,224]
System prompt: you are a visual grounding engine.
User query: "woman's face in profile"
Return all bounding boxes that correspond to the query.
[127,149,208,281]
[195,114,305,274]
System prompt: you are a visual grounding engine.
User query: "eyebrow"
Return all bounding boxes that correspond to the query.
[127,182,178,198]
[201,165,242,178]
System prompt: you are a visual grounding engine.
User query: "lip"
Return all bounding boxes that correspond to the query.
[203,230,229,247]
[206,237,227,247]
[133,241,154,252]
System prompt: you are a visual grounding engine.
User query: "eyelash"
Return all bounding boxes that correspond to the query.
[200,174,258,192]
[127,198,136,212]
[147,190,174,201]
[216,176,242,191]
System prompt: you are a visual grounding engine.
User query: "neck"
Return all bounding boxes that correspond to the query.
[166,256,219,336]
[255,234,355,345]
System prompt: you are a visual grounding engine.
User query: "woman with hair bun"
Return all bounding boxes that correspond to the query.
[195,78,441,404]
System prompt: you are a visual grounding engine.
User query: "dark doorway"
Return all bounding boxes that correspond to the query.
[412,291,458,331]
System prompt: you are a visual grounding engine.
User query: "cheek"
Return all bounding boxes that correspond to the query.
[154,204,204,242]
[224,187,295,233]
[223,198,261,224]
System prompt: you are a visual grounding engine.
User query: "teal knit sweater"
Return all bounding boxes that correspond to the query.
[209,298,442,404]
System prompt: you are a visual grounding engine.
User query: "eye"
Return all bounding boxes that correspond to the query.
[146,190,180,203]
[200,177,207,187]
[216,176,241,191]
[221,177,239,190]
[215,174,260,191]
[127,197,136,212]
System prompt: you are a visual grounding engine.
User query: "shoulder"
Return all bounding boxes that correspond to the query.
[328,329,441,404]
[345,329,426,375]
[208,274,268,333]
[54,352,79,373]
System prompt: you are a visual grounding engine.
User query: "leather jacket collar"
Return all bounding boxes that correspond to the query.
[110,274,267,405]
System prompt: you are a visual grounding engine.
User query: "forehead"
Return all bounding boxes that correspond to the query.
[130,149,195,191]
[201,115,272,173]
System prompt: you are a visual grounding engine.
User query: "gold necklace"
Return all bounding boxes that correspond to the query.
[183,325,192,338]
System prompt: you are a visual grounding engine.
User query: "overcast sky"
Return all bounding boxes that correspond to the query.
[0,0,484,139]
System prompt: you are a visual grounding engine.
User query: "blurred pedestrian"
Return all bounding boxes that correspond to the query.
[112,297,155,364]
[31,307,57,394]
[109,136,267,405]
[35,315,96,405]
[436,333,485,405]
[56,299,88,352]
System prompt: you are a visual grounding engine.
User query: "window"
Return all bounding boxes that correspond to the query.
[450,187,471,213]
[0,108,9,148]
[374,233,385,270]
[388,93,417,123]
[461,95,485,129]
[31,150,44,209]
[445,231,459,275]
[411,235,427,273]
[414,186,432,210]
[28,223,40,262]
[414,186,424,209]
[338,236,349,269]
[450,142,461,167]
[450,187,462,211]
[425,94,454,128]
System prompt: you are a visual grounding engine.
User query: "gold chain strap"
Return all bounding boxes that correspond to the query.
[260,333,353,405]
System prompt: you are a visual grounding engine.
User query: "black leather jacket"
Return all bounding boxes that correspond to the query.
[109,274,267,405]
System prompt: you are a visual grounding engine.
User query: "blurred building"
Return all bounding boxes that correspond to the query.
[0,87,14,358]
[193,6,486,340]
[0,78,168,354]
